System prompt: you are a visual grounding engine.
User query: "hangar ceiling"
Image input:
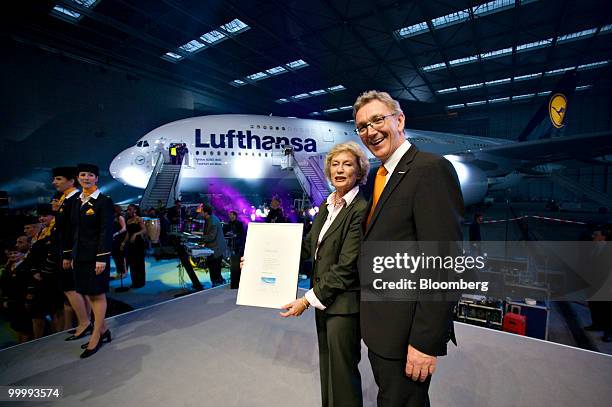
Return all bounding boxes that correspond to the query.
[5,0,612,121]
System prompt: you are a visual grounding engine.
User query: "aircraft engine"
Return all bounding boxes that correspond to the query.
[445,157,488,206]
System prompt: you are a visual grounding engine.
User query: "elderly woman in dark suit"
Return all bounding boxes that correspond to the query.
[281,141,370,407]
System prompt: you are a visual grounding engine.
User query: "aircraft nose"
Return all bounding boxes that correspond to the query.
[109,149,129,183]
[109,146,154,188]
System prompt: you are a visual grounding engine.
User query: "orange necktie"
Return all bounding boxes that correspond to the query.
[367,166,388,226]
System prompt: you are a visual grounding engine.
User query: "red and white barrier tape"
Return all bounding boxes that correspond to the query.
[481,215,586,225]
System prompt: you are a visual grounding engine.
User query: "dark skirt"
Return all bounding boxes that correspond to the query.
[127,238,146,288]
[60,268,76,292]
[8,303,32,334]
[112,235,127,275]
[29,273,64,317]
[73,261,110,296]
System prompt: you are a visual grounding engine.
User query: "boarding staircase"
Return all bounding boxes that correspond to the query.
[140,152,182,210]
[292,156,332,207]
[550,173,612,209]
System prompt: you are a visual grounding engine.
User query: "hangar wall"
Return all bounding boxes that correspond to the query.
[2,38,610,206]
[0,41,218,204]
[410,87,612,204]
[414,91,611,140]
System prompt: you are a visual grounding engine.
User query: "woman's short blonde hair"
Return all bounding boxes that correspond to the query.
[324,141,370,186]
[352,90,402,119]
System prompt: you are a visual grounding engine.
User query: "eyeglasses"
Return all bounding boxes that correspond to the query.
[354,113,397,135]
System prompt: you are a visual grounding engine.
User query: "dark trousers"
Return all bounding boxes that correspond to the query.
[368,350,431,407]
[229,255,241,289]
[315,310,362,407]
[208,255,223,285]
[111,238,126,275]
[589,301,612,334]
[127,239,146,288]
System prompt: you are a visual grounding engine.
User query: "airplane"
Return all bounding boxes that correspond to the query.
[109,71,612,207]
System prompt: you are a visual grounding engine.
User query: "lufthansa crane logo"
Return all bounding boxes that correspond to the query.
[548,93,567,128]
[135,155,146,165]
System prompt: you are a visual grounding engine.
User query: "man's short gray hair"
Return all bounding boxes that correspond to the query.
[353,90,403,119]
[324,141,370,186]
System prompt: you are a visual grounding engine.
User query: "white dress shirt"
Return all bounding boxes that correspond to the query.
[65,188,79,200]
[79,188,101,206]
[381,140,411,185]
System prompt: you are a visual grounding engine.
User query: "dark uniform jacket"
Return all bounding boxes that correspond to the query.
[57,190,80,261]
[302,193,367,315]
[71,191,114,264]
[28,234,50,278]
[360,145,464,359]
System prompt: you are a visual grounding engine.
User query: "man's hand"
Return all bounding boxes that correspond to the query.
[95,262,106,275]
[63,259,72,270]
[406,345,437,382]
[239,257,245,269]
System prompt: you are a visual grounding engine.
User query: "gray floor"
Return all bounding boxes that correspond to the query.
[1,287,611,407]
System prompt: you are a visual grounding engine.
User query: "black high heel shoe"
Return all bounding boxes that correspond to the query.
[80,337,102,359]
[80,330,112,359]
[65,323,93,341]
[81,330,112,349]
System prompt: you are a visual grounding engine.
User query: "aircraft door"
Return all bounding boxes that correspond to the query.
[319,125,335,156]
[169,143,189,165]
[322,128,334,143]
[281,146,294,170]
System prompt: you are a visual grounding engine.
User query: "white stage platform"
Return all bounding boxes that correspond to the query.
[1,287,611,406]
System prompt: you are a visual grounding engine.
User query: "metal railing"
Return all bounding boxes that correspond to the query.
[292,155,332,207]
[139,152,165,209]
[140,152,182,209]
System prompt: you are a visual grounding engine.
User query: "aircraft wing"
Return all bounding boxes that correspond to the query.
[471,130,612,164]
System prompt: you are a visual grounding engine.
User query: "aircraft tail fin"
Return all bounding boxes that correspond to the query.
[517,70,578,142]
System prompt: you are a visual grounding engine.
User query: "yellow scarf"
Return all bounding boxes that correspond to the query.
[37,219,56,241]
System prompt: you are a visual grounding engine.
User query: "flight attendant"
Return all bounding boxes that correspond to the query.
[51,166,92,338]
[71,163,114,358]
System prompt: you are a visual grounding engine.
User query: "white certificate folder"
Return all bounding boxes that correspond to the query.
[237,223,304,309]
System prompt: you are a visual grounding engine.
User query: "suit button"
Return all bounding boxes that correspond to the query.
[315,277,320,282]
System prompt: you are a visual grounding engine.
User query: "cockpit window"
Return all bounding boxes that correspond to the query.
[137,141,143,147]
[143,141,149,147]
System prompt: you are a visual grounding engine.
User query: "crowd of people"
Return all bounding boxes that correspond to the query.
[169,143,189,165]
[0,164,115,357]
[0,175,289,349]
[0,164,160,355]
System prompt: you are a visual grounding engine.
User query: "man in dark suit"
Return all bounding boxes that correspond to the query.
[354,91,464,406]
[200,204,228,287]
[168,200,185,232]
[224,210,245,289]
